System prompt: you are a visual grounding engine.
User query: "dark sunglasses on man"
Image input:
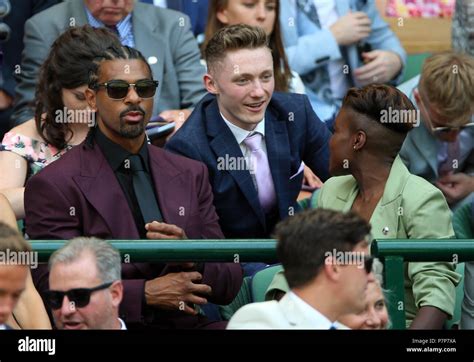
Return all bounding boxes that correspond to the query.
[91,79,159,100]
[44,282,113,310]
[362,255,374,274]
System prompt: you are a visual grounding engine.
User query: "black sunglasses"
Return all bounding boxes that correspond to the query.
[93,79,159,100]
[363,255,374,274]
[44,282,113,310]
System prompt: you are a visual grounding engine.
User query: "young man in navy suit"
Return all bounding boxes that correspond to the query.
[166,24,331,240]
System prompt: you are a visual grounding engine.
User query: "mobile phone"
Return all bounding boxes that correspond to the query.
[146,121,175,141]
[357,42,372,63]
[146,115,167,129]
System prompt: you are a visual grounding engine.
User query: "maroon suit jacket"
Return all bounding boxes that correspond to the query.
[25,139,242,328]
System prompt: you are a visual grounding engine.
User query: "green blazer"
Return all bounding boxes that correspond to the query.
[267,156,461,326]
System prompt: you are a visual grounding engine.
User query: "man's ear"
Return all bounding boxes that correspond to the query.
[204,73,218,95]
[110,281,123,308]
[85,87,98,111]
[323,256,342,282]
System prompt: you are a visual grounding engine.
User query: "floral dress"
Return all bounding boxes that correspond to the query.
[0,132,72,179]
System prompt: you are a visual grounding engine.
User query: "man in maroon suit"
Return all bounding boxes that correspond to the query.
[24,44,242,329]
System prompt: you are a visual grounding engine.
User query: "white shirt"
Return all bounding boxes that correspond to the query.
[119,318,127,330]
[0,324,5,330]
[287,291,335,329]
[313,0,350,100]
[153,0,167,7]
[221,112,267,159]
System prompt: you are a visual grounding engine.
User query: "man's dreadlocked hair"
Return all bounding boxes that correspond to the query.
[85,43,153,147]
[88,45,153,90]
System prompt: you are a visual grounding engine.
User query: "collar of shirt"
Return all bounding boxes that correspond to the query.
[154,0,168,7]
[220,112,266,145]
[119,318,127,330]
[95,127,150,173]
[0,324,5,330]
[84,7,135,47]
[287,291,334,329]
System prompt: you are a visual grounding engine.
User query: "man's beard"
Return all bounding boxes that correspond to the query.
[119,117,145,139]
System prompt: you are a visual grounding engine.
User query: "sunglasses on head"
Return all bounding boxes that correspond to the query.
[44,282,113,310]
[92,79,159,99]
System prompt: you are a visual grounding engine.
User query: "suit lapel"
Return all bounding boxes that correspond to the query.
[330,177,358,212]
[206,100,266,227]
[68,0,89,25]
[370,198,403,239]
[265,109,291,219]
[370,156,409,239]
[148,147,191,229]
[73,144,139,239]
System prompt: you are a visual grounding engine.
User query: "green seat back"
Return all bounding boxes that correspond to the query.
[251,265,283,302]
[219,276,252,320]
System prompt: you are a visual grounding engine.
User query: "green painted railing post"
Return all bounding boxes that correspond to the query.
[383,256,406,330]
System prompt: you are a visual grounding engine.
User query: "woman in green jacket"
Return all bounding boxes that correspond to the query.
[267,84,460,329]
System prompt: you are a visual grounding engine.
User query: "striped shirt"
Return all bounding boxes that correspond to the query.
[85,7,135,47]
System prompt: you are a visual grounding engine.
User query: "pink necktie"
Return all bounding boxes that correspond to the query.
[243,133,276,212]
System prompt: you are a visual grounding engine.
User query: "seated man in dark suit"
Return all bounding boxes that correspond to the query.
[24,44,242,329]
[166,24,331,239]
[12,0,207,128]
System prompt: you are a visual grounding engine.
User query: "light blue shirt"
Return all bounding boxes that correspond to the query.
[85,7,135,47]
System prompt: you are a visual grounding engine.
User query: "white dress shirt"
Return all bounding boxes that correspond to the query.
[153,0,167,7]
[119,318,127,330]
[221,113,268,189]
[221,112,267,158]
[287,291,335,329]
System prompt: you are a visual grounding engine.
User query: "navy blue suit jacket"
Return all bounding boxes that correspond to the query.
[166,92,331,238]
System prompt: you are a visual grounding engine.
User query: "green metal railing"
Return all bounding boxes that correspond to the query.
[30,239,278,263]
[371,239,474,330]
[30,239,473,330]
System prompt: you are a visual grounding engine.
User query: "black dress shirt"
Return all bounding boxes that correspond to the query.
[95,127,158,238]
